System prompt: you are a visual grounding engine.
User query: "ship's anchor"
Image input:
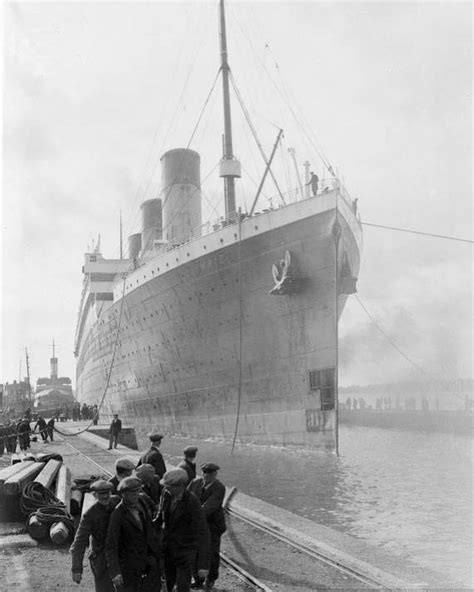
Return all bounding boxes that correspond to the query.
[270,250,300,295]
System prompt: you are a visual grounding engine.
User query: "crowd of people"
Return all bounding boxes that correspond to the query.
[70,431,227,592]
[0,413,56,455]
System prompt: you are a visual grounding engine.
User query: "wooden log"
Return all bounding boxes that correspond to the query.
[27,514,49,540]
[4,463,45,497]
[0,462,35,494]
[34,459,62,490]
[55,465,71,511]
[49,465,72,546]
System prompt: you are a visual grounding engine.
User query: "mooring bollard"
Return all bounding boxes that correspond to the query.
[49,465,72,545]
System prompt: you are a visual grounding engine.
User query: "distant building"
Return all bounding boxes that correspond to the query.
[2,380,32,416]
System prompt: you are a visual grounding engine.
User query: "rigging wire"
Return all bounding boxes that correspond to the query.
[353,294,466,400]
[56,276,129,436]
[361,222,473,244]
[186,67,222,150]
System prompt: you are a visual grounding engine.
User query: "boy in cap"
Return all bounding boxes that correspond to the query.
[137,433,166,479]
[105,476,161,592]
[188,464,227,590]
[155,468,209,592]
[70,479,119,592]
[108,413,122,449]
[178,446,198,484]
[109,457,135,494]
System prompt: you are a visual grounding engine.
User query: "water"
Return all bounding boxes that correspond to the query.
[150,425,473,587]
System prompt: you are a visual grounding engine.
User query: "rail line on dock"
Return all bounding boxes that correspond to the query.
[226,507,393,590]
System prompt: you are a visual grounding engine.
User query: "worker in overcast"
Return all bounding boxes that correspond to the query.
[137,432,167,479]
[70,479,119,592]
[177,446,198,485]
[188,463,227,590]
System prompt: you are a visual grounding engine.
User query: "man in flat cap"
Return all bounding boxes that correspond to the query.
[109,457,135,495]
[105,476,161,592]
[136,463,163,509]
[70,479,119,592]
[188,464,227,590]
[137,433,166,479]
[155,468,209,592]
[178,446,198,485]
[108,413,122,450]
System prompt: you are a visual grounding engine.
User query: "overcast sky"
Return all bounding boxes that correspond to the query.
[1,1,472,392]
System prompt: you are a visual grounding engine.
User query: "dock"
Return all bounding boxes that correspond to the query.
[0,422,460,591]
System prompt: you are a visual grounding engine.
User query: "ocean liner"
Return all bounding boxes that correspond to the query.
[74,1,362,450]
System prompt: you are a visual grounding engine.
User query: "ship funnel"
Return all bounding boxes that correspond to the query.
[160,148,201,244]
[50,357,58,380]
[141,198,162,252]
[128,233,142,259]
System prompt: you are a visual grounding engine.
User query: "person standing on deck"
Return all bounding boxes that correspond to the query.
[70,480,119,592]
[178,446,198,485]
[188,464,226,590]
[137,433,166,479]
[307,171,319,196]
[108,414,122,450]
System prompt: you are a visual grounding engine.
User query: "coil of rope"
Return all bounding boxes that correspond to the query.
[21,482,75,541]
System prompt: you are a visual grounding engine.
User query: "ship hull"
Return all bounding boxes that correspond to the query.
[76,194,361,449]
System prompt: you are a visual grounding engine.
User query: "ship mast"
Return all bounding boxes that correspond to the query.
[218,0,241,220]
[25,348,32,408]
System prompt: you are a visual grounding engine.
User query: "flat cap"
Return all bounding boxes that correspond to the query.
[115,457,135,471]
[136,464,155,481]
[201,462,220,473]
[148,432,164,442]
[117,476,142,493]
[160,468,188,487]
[183,446,198,455]
[90,479,113,492]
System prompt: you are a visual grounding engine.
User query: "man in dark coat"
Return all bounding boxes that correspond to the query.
[17,416,31,451]
[108,414,122,449]
[5,419,16,453]
[188,463,227,590]
[46,417,55,441]
[70,480,119,592]
[177,446,198,485]
[34,415,48,442]
[136,463,163,510]
[108,457,135,495]
[155,468,209,592]
[0,423,4,456]
[105,476,161,592]
[137,433,166,479]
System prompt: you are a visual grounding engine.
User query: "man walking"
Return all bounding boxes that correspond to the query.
[188,464,227,590]
[34,415,48,442]
[156,468,209,592]
[137,433,166,479]
[105,476,161,592]
[70,480,119,592]
[108,414,122,450]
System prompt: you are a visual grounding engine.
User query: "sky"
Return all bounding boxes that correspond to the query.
[1,0,472,392]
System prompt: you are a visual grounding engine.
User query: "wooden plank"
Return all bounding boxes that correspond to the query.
[34,459,62,490]
[0,462,35,494]
[4,463,45,496]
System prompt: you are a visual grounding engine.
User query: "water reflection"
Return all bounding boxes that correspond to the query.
[135,425,473,586]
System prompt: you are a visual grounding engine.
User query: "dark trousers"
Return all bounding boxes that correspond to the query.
[164,550,192,592]
[208,532,221,583]
[119,557,161,592]
[108,433,119,449]
[92,571,115,592]
[47,427,54,441]
[40,429,48,441]
[0,439,4,456]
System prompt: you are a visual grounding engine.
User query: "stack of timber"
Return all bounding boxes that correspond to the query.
[0,454,74,545]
